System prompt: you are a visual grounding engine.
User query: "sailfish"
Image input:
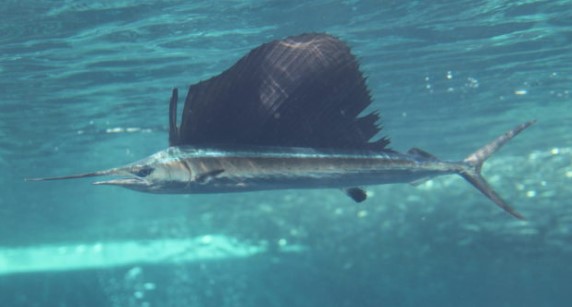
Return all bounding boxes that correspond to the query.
[28,33,535,219]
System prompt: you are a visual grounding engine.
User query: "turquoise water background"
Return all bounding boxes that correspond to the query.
[1,1,571,306]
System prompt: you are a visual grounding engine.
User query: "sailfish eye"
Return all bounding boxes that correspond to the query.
[134,166,154,177]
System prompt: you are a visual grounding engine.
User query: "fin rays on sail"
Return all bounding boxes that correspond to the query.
[169,33,389,150]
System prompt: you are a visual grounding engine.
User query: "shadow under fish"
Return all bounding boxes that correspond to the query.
[28,33,535,219]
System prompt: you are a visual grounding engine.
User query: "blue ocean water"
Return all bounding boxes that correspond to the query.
[1,0,571,306]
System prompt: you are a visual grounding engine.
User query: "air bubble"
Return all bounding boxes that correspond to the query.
[514,89,528,95]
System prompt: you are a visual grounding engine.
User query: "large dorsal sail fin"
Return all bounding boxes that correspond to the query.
[169,33,389,150]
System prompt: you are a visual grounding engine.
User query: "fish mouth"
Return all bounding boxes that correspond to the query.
[92,177,149,186]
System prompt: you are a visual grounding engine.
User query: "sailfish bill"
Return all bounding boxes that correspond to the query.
[27,169,119,181]
[28,33,535,219]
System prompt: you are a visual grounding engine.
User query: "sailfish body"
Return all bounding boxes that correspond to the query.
[29,33,535,219]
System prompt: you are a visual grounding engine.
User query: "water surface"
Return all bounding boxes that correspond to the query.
[0,1,571,306]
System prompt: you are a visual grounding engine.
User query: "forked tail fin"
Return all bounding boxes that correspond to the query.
[460,120,536,220]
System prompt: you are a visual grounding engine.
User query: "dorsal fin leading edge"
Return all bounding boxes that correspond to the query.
[168,88,179,146]
[170,33,389,150]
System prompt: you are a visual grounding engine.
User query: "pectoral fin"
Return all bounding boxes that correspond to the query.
[195,169,225,184]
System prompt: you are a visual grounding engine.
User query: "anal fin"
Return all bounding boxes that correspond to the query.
[344,187,367,203]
